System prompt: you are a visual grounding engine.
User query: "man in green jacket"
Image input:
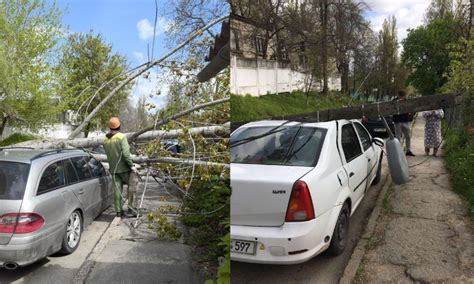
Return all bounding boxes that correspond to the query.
[103,117,137,218]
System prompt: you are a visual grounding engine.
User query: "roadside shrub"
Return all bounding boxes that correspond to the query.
[443,128,474,217]
[181,177,230,277]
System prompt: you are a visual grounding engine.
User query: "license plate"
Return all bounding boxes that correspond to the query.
[374,128,386,132]
[231,239,257,255]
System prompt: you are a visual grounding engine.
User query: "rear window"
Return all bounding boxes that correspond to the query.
[0,162,30,200]
[231,126,326,167]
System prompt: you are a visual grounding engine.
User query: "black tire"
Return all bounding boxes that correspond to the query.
[59,210,82,255]
[328,203,350,256]
[372,153,383,185]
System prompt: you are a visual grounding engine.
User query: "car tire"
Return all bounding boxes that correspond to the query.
[372,153,383,185]
[328,203,350,256]
[59,210,82,255]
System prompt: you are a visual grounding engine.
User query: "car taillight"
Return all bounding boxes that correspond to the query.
[0,213,44,234]
[285,181,315,222]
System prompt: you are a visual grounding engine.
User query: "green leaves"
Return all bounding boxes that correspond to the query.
[57,31,130,136]
[401,17,464,95]
[0,0,62,132]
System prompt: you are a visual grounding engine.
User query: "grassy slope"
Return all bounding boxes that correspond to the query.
[231,91,353,122]
[443,128,474,218]
[0,133,37,146]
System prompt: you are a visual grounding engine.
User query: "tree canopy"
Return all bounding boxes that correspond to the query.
[57,32,130,136]
[0,0,62,135]
[402,16,464,95]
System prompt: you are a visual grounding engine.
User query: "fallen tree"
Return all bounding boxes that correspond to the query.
[130,97,230,141]
[231,94,463,130]
[93,153,229,168]
[13,123,229,149]
[68,15,229,139]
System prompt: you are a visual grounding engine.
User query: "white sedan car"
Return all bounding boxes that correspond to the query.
[230,119,384,264]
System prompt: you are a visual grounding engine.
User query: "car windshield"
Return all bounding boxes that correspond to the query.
[0,161,30,200]
[231,126,326,167]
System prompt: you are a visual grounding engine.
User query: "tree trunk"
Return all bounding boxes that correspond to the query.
[13,124,229,149]
[84,124,91,138]
[320,0,329,96]
[0,115,9,138]
[340,60,349,96]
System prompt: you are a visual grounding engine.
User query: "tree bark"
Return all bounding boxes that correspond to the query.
[130,97,230,141]
[320,0,329,96]
[92,153,229,168]
[339,60,349,96]
[13,123,230,149]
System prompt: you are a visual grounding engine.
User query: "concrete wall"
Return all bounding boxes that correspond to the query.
[231,56,341,96]
[1,124,102,140]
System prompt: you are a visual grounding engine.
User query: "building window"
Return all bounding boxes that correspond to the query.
[255,36,265,56]
[231,29,240,52]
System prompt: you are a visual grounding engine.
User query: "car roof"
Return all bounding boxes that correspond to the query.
[236,119,350,130]
[0,148,86,164]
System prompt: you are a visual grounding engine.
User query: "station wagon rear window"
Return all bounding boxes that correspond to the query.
[0,162,30,200]
[231,126,326,167]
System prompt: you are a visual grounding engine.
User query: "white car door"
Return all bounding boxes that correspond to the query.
[353,122,377,190]
[339,122,367,209]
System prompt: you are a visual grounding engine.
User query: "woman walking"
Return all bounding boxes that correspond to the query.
[422,109,444,156]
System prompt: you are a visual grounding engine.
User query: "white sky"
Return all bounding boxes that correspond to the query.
[130,51,168,112]
[136,17,172,40]
[364,0,432,42]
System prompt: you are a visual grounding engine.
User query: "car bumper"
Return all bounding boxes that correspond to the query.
[231,206,339,264]
[0,224,64,267]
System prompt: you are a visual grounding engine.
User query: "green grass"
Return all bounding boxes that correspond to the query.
[443,128,474,218]
[0,133,37,146]
[231,91,353,122]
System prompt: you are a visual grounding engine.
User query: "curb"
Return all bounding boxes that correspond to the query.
[339,116,418,283]
[72,217,123,284]
[339,172,393,284]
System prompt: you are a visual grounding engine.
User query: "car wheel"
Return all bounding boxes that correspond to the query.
[59,210,82,254]
[372,153,383,185]
[328,203,350,256]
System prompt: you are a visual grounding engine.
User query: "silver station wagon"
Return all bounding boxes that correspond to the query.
[0,148,112,269]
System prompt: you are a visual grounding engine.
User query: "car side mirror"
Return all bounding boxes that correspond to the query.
[373,137,384,147]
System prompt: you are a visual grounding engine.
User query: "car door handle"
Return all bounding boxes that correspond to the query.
[349,172,355,178]
[78,190,85,195]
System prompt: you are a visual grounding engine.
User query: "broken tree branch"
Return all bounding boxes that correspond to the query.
[92,153,229,168]
[68,15,229,139]
[130,97,230,141]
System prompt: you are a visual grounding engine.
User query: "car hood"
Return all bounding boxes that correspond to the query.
[231,163,313,227]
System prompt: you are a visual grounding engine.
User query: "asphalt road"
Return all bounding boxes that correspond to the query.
[231,162,389,284]
[0,207,115,284]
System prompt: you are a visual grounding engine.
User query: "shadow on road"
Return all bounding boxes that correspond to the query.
[0,258,50,282]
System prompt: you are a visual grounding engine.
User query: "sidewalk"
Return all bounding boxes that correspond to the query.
[352,115,474,282]
[73,178,204,284]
